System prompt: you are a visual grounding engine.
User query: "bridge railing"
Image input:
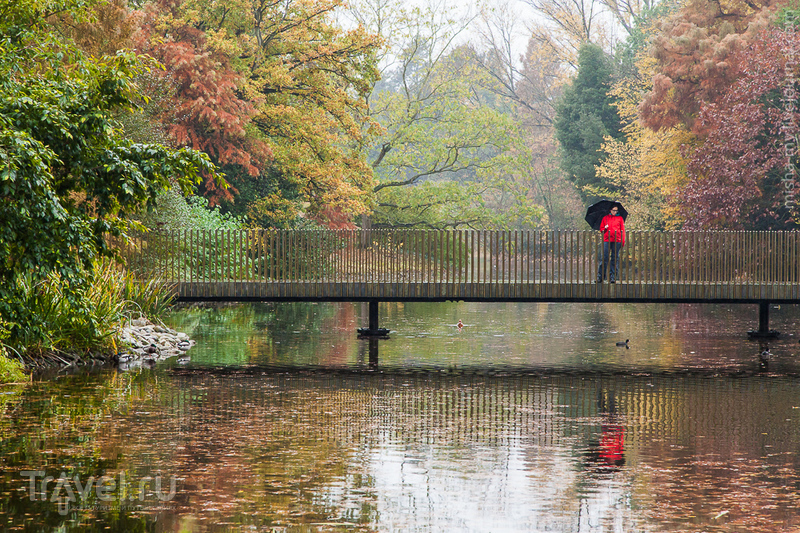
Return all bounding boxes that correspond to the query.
[120,229,800,286]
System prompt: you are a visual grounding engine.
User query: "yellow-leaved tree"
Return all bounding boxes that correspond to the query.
[138,0,383,227]
[595,54,693,230]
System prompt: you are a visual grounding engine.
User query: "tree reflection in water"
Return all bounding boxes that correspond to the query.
[1,369,800,531]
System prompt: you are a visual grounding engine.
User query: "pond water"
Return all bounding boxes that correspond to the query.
[2,301,800,532]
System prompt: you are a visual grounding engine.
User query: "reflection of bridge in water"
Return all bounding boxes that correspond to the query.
[124,229,800,336]
[127,369,800,530]
[164,369,800,457]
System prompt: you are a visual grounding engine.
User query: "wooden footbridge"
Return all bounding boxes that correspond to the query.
[123,229,800,336]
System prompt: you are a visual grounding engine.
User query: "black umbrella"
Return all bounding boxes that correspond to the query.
[585,200,628,230]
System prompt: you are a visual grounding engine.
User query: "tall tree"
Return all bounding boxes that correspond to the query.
[138,0,382,225]
[639,0,780,132]
[554,43,622,201]
[136,0,271,206]
[469,3,583,228]
[369,44,534,228]
[681,27,800,229]
[347,0,545,229]
[247,0,381,223]
[0,0,217,340]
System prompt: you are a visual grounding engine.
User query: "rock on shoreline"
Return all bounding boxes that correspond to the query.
[116,317,194,366]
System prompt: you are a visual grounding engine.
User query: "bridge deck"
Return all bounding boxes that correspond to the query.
[173,280,800,303]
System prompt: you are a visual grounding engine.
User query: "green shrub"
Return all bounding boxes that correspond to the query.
[136,189,243,233]
[0,354,27,383]
[4,259,175,359]
[0,322,27,382]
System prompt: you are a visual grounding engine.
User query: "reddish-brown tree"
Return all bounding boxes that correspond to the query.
[135,2,271,205]
[639,0,780,132]
[679,27,800,228]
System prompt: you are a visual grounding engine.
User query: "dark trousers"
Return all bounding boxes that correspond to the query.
[598,242,622,281]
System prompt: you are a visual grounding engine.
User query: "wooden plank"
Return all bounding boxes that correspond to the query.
[525,230,531,284]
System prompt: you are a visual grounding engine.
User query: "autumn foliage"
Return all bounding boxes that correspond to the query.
[681,27,800,228]
[639,0,780,132]
[135,1,271,205]
[610,0,800,229]
[244,0,381,221]
[38,0,800,231]
[131,0,381,223]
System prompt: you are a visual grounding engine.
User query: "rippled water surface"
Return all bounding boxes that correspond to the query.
[2,302,800,532]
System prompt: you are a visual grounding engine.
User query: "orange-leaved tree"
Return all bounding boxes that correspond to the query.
[136,0,381,226]
[245,0,382,225]
[681,26,800,229]
[135,0,271,206]
[639,0,780,133]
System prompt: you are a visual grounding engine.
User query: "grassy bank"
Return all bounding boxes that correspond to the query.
[0,259,175,382]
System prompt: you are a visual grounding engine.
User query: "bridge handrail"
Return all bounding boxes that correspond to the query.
[119,229,800,286]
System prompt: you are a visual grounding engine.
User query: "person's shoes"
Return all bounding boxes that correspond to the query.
[609,279,616,284]
[596,279,603,283]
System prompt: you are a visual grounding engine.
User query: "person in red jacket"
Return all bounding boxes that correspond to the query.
[597,205,626,283]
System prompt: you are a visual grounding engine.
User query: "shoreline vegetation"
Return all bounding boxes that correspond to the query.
[0,259,183,383]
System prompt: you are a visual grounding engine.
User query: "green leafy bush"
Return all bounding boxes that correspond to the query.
[136,189,244,234]
[4,260,174,359]
[0,1,217,360]
[0,322,27,383]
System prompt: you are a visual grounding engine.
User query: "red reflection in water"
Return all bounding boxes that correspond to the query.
[599,423,625,466]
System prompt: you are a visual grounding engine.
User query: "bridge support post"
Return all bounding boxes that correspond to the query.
[357,300,390,337]
[748,301,780,338]
[369,300,379,332]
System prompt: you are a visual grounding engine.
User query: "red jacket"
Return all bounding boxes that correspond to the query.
[600,214,625,245]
